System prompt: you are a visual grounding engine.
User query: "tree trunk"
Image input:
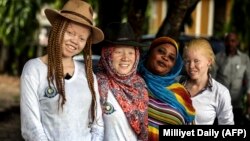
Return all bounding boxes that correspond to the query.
[127,0,149,40]
[156,0,200,40]
[97,0,124,29]
[0,42,8,73]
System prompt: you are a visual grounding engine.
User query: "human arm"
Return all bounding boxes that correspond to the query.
[217,88,234,125]
[20,66,48,141]
[90,75,104,141]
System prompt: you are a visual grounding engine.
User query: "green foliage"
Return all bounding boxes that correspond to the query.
[0,0,63,75]
[0,0,38,53]
[231,0,250,52]
[0,0,64,49]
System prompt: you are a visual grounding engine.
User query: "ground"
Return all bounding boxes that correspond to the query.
[0,74,23,141]
[0,74,20,112]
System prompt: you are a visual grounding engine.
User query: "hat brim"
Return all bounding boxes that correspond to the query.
[45,9,104,44]
[105,40,147,47]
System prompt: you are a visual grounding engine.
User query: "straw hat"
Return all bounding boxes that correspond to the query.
[44,0,104,44]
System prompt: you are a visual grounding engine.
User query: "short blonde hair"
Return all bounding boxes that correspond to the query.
[183,38,215,68]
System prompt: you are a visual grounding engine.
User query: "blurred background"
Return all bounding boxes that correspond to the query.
[0,0,250,140]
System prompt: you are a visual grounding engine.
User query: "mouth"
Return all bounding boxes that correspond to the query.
[67,45,77,50]
[119,64,130,68]
[189,70,197,76]
[157,60,167,68]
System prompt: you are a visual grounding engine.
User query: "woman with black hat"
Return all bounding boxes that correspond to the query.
[96,22,148,141]
[20,0,104,140]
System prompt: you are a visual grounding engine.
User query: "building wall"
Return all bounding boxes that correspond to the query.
[148,0,231,37]
[185,0,214,37]
[148,0,166,34]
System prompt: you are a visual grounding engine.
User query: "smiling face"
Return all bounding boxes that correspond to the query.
[183,39,214,81]
[62,21,90,58]
[184,49,211,80]
[111,45,136,75]
[146,43,177,76]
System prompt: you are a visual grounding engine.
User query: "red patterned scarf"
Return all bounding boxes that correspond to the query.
[96,46,148,141]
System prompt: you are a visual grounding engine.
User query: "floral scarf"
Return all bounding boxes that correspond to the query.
[96,46,148,141]
[138,53,195,123]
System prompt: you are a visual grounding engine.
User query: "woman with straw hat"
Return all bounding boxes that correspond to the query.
[20,0,104,140]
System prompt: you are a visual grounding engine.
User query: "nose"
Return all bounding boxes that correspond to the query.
[121,52,129,61]
[189,61,195,69]
[185,61,194,68]
[70,36,78,45]
[161,55,168,61]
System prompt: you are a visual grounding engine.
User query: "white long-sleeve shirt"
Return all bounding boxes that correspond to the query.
[103,90,137,141]
[20,58,104,141]
[180,76,234,125]
[191,78,234,125]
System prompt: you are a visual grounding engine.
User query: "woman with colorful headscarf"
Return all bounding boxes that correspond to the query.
[138,36,195,140]
[96,22,148,141]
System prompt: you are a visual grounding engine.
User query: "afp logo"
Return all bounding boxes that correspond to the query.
[222,128,247,139]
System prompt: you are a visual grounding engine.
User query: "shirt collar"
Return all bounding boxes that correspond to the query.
[180,73,213,92]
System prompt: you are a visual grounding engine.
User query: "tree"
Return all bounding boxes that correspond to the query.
[127,0,149,40]
[96,0,149,39]
[156,0,200,40]
[97,0,124,29]
[0,0,64,75]
[231,0,250,54]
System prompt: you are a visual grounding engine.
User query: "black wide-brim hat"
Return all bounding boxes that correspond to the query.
[103,22,147,47]
[44,0,104,44]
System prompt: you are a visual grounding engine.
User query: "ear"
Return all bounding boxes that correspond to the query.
[207,58,212,67]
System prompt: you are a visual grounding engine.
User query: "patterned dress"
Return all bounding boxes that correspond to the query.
[148,83,195,141]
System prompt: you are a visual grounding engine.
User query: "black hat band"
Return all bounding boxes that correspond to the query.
[61,10,93,25]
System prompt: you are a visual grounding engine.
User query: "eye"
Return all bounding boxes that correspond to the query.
[114,50,122,54]
[184,60,190,65]
[157,48,165,55]
[128,51,135,55]
[169,55,176,62]
[157,48,166,55]
[194,59,200,64]
[66,30,73,36]
[79,37,85,41]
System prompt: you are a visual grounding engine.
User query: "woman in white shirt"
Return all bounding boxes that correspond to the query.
[180,38,234,125]
[20,1,104,140]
